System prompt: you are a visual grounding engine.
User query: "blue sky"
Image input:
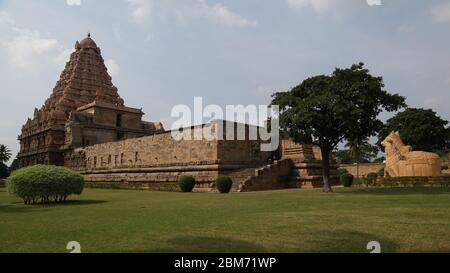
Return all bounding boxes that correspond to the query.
[1,0,450,163]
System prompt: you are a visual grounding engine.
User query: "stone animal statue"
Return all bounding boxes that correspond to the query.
[381,131,442,177]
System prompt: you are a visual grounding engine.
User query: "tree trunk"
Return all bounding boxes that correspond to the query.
[321,148,333,193]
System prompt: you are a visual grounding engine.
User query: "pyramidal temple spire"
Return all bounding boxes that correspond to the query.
[18,34,164,168]
[20,34,124,137]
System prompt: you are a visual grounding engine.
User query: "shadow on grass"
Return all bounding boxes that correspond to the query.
[342,187,450,196]
[0,204,50,213]
[145,236,266,253]
[299,230,400,253]
[142,231,399,253]
[0,200,108,213]
[46,200,109,207]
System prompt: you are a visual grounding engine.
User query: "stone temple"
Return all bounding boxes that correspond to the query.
[18,35,339,192]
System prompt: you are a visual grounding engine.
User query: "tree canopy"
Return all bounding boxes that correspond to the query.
[378,108,449,152]
[0,145,12,178]
[272,63,406,192]
[0,144,12,164]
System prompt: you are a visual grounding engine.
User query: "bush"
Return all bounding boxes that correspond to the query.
[377,167,385,178]
[338,168,349,175]
[377,176,435,187]
[178,176,197,192]
[6,165,84,205]
[366,173,378,186]
[340,173,354,188]
[216,176,233,193]
[442,165,449,171]
[367,172,378,180]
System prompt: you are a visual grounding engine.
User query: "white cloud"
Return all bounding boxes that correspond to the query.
[126,0,153,24]
[287,0,338,15]
[287,0,363,16]
[125,0,256,28]
[53,48,74,70]
[66,0,82,6]
[287,0,315,10]
[3,30,59,69]
[0,11,14,25]
[105,59,120,77]
[431,2,450,23]
[1,13,71,70]
[193,0,257,28]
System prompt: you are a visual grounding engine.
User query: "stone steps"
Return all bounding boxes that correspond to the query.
[228,168,261,191]
[211,157,342,192]
[238,160,292,192]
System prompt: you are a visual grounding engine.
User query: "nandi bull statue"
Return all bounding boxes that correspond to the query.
[381,131,442,177]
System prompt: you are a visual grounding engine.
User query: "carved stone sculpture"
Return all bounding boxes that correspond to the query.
[381,131,442,177]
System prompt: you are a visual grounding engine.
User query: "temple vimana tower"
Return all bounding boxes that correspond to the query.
[18,35,339,192]
[18,34,163,167]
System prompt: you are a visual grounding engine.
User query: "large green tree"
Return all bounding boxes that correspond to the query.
[378,108,449,152]
[272,63,406,192]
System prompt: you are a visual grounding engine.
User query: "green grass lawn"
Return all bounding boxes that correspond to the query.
[1,187,449,253]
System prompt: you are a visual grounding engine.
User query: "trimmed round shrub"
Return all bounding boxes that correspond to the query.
[6,165,84,205]
[216,176,233,194]
[340,173,354,188]
[178,176,197,192]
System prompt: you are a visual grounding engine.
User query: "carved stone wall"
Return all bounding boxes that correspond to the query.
[72,132,342,191]
[82,131,218,170]
[66,123,276,189]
